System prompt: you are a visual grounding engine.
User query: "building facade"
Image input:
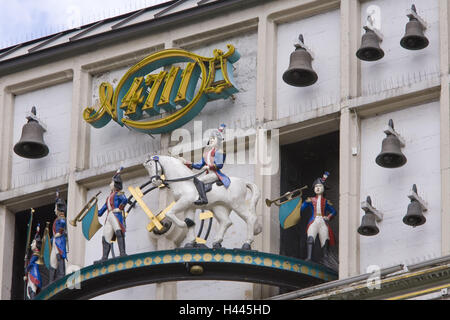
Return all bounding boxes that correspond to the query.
[0,0,449,300]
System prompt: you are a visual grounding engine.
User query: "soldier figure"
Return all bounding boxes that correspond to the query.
[50,196,68,282]
[185,124,230,205]
[24,225,42,299]
[301,172,337,262]
[95,168,128,263]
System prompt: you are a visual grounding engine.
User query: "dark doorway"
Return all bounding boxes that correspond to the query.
[279,131,339,283]
[10,203,56,300]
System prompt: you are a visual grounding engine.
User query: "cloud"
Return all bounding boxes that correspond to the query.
[0,0,170,49]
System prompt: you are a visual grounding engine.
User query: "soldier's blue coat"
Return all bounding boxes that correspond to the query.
[26,254,42,288]
[52,217,67,259]
[98,191,128,233]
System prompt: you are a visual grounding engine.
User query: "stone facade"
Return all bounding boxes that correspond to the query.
[1,0,449,300]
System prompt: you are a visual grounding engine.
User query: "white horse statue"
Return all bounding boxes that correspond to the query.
[143,155,262,249]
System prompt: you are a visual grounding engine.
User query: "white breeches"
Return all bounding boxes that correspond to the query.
[50,238,58,269]
[27,280,37,298]
[103,213,122,243]
[199,172,219,184]
[307,216,329,247]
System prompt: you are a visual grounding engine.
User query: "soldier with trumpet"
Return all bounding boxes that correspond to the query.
[301,172,337,263]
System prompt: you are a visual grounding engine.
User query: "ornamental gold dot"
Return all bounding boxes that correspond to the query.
[203,253,212,262]
[264,258,272,267]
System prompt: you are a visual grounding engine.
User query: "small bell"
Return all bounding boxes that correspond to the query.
[356,27,384,61]
[358,196,380,236]
[14,107,49,159]
[400,5,429,50]
[375,119,407,168]
[403,184,427,227]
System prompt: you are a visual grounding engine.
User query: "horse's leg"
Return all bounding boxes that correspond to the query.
[164,199,192,228]
[183,208,197,248]
[231,202,257,250]
[211,205,232,249]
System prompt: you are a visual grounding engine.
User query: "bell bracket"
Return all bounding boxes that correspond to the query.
[26,110,47,132]
[407,6,428,30]
[363,25,384,42]
[383,124,405,148]
[361,199,383,222]
[294,38,315,60]
[364,5,384,41]
[407,187,428,212]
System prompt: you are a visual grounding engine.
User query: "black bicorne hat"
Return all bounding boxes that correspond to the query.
[113,167,124,190]
[33,224,42,250]
[55,197,67,213]
[312,171,330,189]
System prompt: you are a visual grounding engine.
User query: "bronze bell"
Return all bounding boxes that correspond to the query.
[282,34,318,87]
[358,196,379,236]
[356,27,384,61]
[400,5,429,50]
[403,184,426,227]
[375,119,407,168]
[14,107,49,159]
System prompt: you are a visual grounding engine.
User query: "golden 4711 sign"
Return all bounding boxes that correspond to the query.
[83,45,240,134]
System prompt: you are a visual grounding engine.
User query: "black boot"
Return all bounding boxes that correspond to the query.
[115,231,127,257]
[322,240,330,259]
[94,237,111,264]
[305,236,315,261]
[193,177,208,205]
[55,254,66,281]
[49,268,56,283]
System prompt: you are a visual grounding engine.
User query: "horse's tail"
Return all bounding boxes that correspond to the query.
[246,182,262,235]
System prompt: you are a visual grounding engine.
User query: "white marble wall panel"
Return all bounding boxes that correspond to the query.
[360,0,440,97]
[276,9,340,119]
[359,101,441,272]
[11,82,72,188]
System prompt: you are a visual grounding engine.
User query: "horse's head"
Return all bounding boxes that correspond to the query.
[143,155,164,187]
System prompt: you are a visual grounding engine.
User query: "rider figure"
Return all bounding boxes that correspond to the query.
[185,124,230,205]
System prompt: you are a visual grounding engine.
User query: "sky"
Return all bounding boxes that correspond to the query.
[0,0,171,49]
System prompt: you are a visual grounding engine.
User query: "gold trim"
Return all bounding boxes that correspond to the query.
[387,283,450,300]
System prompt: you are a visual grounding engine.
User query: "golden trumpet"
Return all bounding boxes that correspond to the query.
[70,191,102,227]
[265,186,308,207]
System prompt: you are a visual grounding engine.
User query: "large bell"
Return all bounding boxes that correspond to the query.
[358,212,379,236]
[282,34,318,87]
[14,107,49,159]
[400,5,429,50]
[356,27,384,61]
[375,120,407,168]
